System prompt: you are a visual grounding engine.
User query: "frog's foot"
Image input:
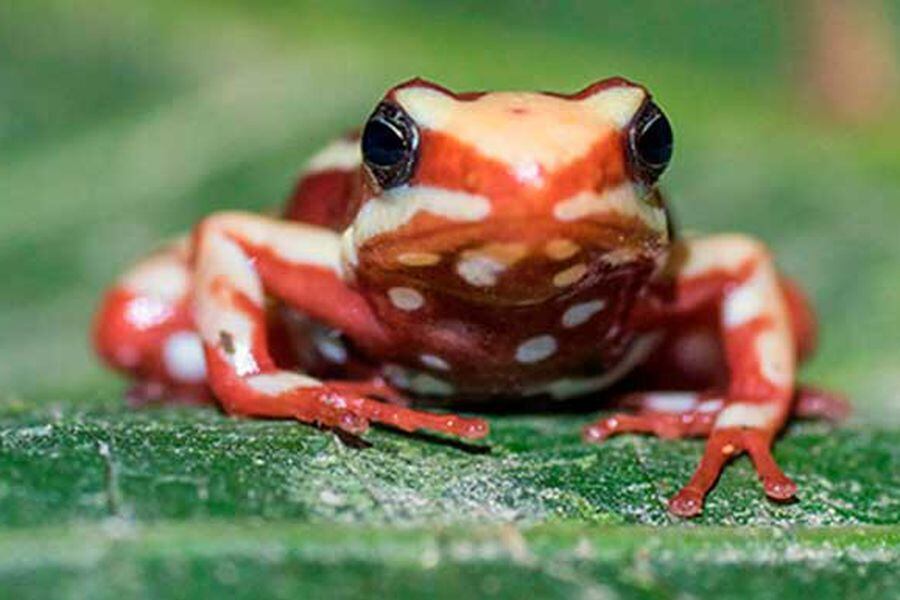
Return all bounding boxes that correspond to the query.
[216,369,488,440]
[327,377,413,407]
[668,426,795,518]
[794,385,851,422]
[585,384,849,443]
[328,380,488,438]
[583,392,721,442]
[584,391,804,517]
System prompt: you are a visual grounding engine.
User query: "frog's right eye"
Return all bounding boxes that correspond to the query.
[627,100,674,185]
[362,102,419,189]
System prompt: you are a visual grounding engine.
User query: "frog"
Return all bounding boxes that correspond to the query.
[93,77,848,517]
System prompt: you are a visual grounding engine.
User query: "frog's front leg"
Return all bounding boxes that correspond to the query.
[193,211,487,439]
[586,234,811,517]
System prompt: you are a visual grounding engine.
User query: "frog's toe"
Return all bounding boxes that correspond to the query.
[326,380,489,439]
[744,429,798,501]
[582,409,715,444]
[668,488,705,518]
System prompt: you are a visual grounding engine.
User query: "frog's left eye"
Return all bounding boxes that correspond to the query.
[627,100,674,184]
[362,102,419,189]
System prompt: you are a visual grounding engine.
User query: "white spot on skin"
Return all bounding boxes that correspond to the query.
[456,255,506,287]
[644,393,698,414]
[125,296,172,329]
[697,399,724,413]
[515,161,543,185]
[211,213,343,278]
[756,329,794,388]
[397,252,441,267]
[246,372,322,395]
[552,184,667,233]
[553,263,588,287]
[193,226,266,378]
[677,234,767,279]
[561,300,606,328]
[723,268,772,327]
[544,238,580,261]
[163,331,207,383]
[715,403,780,429]
[194,228,266,308]
[420,354,451,371]
[352,186,492,245]
[388,287,425,311]
[515,335,558,364]
[381,364,411,389]
[600,247,641,266]
[303,137,361,173]
[408,374,455,396]
[316,335,348,364]
[122,255,189,303]
[340,227,359,270]
[527,333,661,399]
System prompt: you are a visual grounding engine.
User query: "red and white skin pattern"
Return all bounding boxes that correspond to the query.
[93,77,847,517]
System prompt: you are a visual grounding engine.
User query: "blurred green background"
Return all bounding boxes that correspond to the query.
[1,0,898,422]
[1,1,899,597]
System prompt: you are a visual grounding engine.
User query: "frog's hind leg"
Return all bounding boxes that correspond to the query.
[93,237,211,404]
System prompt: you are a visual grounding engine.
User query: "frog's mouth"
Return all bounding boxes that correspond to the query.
[355,217,668,307]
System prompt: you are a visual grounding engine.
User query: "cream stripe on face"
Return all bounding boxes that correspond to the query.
[303,137,361,174]
[394,86,646,173]
[350,185,492,245]
[553,183,667,233]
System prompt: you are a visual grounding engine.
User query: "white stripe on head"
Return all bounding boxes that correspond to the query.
[351,186,491,245]
[579,85,647,128]
[553,183,667,233]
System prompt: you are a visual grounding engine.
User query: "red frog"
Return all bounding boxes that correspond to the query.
[93,78,847,517]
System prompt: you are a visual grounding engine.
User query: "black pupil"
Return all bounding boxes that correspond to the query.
[636,113,673,167]
[362,118,407,167]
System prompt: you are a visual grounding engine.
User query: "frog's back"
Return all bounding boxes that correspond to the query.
[284,133,363,231]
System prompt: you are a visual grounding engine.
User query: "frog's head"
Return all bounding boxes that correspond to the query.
[344,77,674,306]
